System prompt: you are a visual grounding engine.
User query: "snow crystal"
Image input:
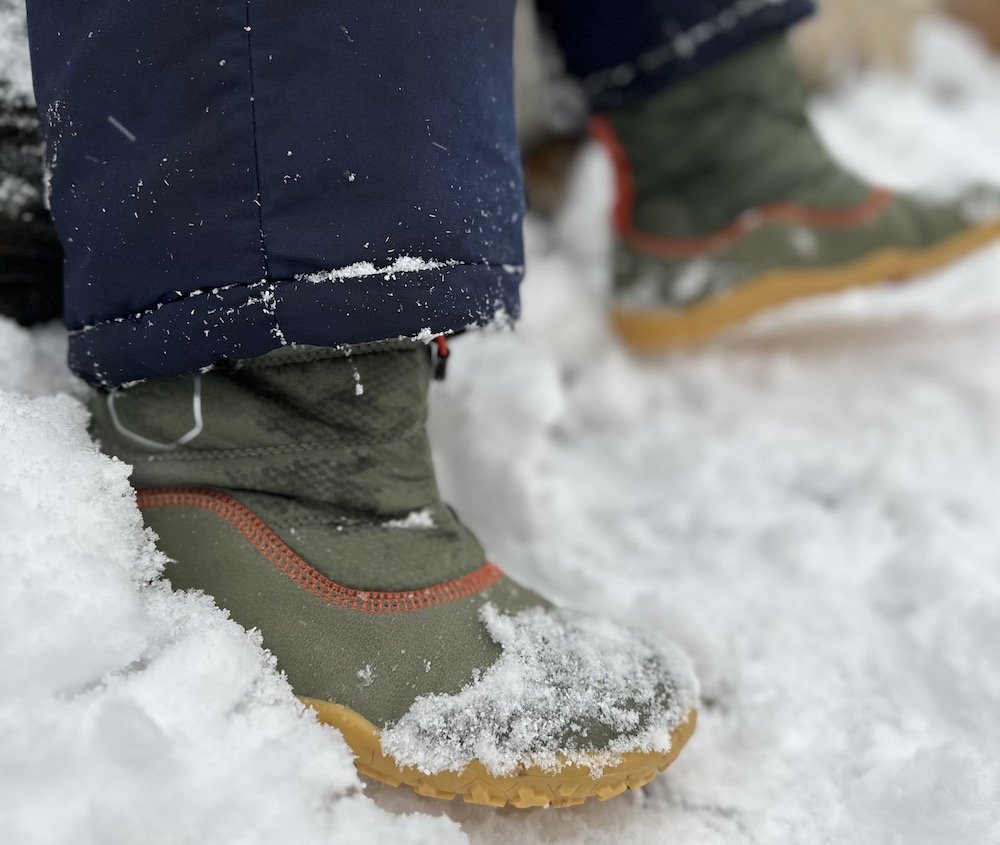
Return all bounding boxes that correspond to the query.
[384,508,436,530]
[671,258,714,303]
[106,114,137,142]
[789,226,820,257]
[381,603,697,776]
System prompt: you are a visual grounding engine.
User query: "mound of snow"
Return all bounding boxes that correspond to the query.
[0,342,462,845]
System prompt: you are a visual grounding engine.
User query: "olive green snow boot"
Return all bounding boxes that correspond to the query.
[592,36,1000,351]
[88,341,697,808]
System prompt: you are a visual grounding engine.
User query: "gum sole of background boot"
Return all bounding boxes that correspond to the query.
[301,697,697,808]
[611,217,1000,352]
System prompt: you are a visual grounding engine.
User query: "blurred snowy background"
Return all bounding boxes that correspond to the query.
[3,4,1000,844]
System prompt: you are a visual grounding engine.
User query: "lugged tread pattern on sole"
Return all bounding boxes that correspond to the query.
[301,697,697,809]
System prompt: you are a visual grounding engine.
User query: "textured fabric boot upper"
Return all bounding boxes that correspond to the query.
[607,36,870,236]
[601,36,988,309]
[89,342,485,590]
[88,342,698,767]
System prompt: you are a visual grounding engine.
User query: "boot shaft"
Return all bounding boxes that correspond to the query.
[604,36,868,235]
[89,342,439,518]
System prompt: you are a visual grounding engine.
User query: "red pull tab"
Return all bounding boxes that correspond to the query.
[433,335,450,381]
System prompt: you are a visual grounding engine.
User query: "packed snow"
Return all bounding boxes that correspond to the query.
[382,603,697,776]
[0,379,463,845]
[2,12,1000,845]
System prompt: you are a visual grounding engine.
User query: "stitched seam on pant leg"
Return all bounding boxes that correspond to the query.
[579,0,801,100]
[244,0,270,278]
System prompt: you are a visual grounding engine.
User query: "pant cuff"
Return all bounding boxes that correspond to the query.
[70,260,522,387]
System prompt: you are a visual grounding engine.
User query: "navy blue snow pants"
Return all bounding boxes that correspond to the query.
[25,0,813,386]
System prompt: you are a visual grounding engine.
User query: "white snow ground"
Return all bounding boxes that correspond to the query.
[3,16,1000,845]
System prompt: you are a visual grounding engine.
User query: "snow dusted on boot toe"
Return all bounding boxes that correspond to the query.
[381,603,698,775]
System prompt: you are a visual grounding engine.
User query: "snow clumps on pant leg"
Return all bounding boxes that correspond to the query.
[380,602,698,776]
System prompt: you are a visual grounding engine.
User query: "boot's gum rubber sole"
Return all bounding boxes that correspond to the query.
[612,218,1000,352]
[301,697,697,809]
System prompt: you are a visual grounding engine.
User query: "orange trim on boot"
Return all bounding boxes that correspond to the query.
[588,115,895,260]
[137,487,504,613]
